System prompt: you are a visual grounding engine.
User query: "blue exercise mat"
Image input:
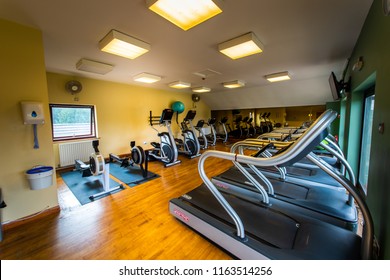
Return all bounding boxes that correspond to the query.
[108,162,159,187]
[60,170,124,205]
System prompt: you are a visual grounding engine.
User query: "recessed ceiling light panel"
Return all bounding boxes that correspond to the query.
[99,29,150,59]
[192,86,211,93]
[219,32,264,59]
[146,0,223,31]
[265,71,291,82]
[222,80,245,88]
[76,59,114,75]
[169,81,191,89]
[133,73,162,83]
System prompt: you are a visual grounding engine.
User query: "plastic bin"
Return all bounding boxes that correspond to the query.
[26,166,54,190]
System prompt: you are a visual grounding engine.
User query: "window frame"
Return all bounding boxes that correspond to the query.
[357,86,375,195]
[49,103,97,142]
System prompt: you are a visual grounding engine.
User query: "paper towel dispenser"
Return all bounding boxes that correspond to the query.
[21,101,45,125]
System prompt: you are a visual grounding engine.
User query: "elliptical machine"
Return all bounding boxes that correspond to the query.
[216,116,229,143]
[195,118,216,149]
[149,109,181,167]
[75,140,123,200]
[109,141,149,178]
[194,119,208,150]
[175,110,201,158]
[205,118,217,147]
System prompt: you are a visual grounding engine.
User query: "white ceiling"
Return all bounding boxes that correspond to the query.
[0,0,373,110]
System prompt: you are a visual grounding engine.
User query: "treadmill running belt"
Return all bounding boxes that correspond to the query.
[213,167,358,228]
[172,184,362,259]
[184,184,300,249]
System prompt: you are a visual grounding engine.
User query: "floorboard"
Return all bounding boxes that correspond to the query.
[0,142,235,260]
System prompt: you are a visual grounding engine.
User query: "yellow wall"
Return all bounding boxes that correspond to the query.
[47,73,211,167]
[0,18,211,224]
[0,19,58,222]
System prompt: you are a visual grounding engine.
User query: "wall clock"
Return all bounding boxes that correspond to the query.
[384,0,390,16]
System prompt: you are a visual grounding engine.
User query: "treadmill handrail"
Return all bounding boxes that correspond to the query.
[233,143,275,196]
[235,138,293,149]
[240,109,336,167]
[198,151,246,239]
[199,148,374,258]
[306,152,374,259]
[232,140,288,179]
[237,133,355,186]
[198,110,337,239]
[233,161,273,200]
[319,141,356,186]
[198,109,375,258]
[325,135,345,158]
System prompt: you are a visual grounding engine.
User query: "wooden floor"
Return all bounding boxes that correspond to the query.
[0,142,236,260]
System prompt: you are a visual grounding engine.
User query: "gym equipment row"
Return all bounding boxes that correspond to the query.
[148,108,205,166]
[169,109,376,259]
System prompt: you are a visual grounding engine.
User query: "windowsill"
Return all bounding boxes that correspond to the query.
[53,137,99,144]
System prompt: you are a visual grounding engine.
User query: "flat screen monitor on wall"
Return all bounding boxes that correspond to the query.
[329,71,343,101]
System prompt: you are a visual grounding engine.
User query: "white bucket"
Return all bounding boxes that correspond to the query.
[26,166,54,190]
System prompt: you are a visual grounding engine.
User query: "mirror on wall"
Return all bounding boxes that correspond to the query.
[211,105,326,136]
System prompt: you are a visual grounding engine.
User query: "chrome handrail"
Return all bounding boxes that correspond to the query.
[197,109,375,259]
[306,152,373,259]
[198,110,338,239]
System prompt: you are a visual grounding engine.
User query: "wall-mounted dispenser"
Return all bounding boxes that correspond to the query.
[21,101,45,124]
[21,101,45,149]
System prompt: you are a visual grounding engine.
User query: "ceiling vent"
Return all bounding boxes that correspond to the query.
[193,68,221,79]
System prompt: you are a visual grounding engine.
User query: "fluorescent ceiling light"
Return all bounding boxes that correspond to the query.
[219,32,264,59]
[192,86,211,93]
[76,59,114,75]
[169,81,191,89]
[133,73,162,83]
[99,29,150,59]
[222,80,245,89]
[146,0,222,31]
[265,71,291,82]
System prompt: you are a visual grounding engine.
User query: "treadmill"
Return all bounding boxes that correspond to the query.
[212,125,357,231]
[235,137,349,190]
[258,131,302,141]
[169,109,374,259]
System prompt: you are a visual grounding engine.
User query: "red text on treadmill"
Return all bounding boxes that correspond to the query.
[173,208,190,222]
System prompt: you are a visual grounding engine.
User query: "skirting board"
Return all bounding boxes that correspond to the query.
[2,205,60,231]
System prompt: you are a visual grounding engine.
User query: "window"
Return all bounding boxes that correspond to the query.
[50,104,96,141]
[358,88,375,194]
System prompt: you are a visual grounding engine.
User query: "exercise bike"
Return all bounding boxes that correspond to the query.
[149,109,181,167]
[74,140,123,200]
[175,110,201,158]
[109,141,149,178]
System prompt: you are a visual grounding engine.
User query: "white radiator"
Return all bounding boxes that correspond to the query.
[59,140,94,167]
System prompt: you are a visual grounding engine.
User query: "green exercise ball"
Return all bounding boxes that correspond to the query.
[171,101,185,114]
